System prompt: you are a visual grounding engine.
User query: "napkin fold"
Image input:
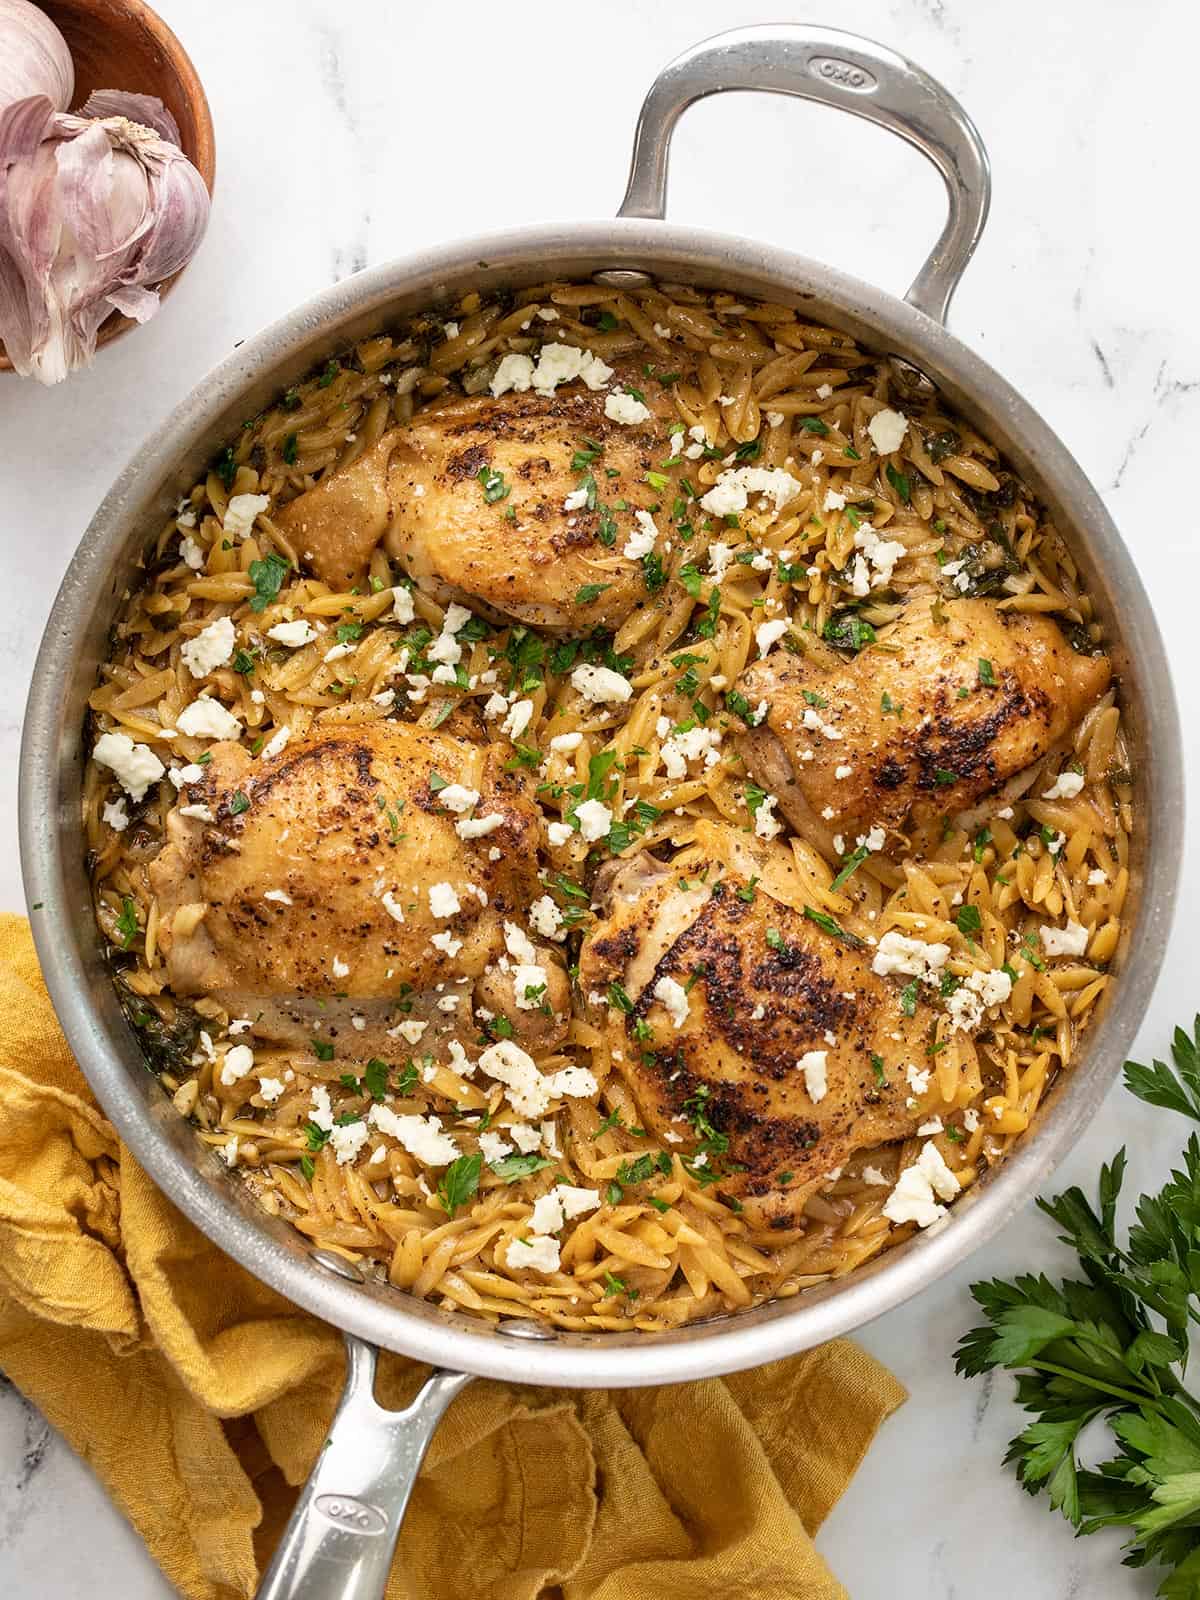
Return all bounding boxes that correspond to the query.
[0,913,904,1599]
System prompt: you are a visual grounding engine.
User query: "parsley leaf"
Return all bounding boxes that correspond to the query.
[248,551,291,612]
[437,1153,482,1216]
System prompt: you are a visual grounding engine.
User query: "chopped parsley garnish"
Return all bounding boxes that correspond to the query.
[317,359,340,388]
[724,688,756,725]
[281,432,298,465]
[830,844,870,892]
[363,1059,389,1099]
[490,1153,553,1182]
[934,769,958,786]
[311,1038,334,1061]
[885,463,912,504]
[798,416,830,435]
[956,904,983,938]
[228,791,250,816]
[248,550,291,612]
[437,1153,482,1216]
[304,1122,330,1151]
[900,978,920,1017]
[575,583,612,605]
[607,981,634,1014]
[232,648,256,675]
[115,897,138,949]
[823,610,876,652]
[299,1155,315,1181]
[881,690,903,716]
[477,464,510,504]
[803,906,865,947]
[871,1053,888,1088]
[213,447,237,490]
[978,657,996,687]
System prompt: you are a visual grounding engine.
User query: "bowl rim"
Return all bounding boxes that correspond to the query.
[18,218,1185,1388]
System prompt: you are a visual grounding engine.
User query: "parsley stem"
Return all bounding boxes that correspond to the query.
[1025,1359,1157,1408]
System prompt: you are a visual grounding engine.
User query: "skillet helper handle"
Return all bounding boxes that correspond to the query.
[256,1335,472,1600]
[618,23,991,326]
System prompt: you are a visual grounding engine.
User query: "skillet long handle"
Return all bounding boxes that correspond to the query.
[256,1335,472,1600]
[618,23,991,326]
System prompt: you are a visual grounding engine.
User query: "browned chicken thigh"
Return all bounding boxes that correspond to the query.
[148,721,564,1056]
[275,358,684,631]
[736,596,1110,853]
[580,848,930,1227]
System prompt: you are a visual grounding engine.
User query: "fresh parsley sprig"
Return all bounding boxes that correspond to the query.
[955,1019,1200,1595]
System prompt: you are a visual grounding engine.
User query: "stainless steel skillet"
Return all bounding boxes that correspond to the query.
[18,24,1183,1600]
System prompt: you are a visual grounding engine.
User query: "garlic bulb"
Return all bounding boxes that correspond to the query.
[0,0,73,115]
[0,92,210,384]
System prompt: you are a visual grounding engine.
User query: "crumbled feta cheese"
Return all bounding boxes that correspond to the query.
[529,895,565,941]
[380,889,406,924]
[862,1166,889,1186]
[93,731,165,801]
[261,725,290,761]
[505,922,538,964]
[755,618,789,657]
[605,390,652,426]
[866,408,908,456]
[623,509,659,561]
[963,1108,980,1132]
[431,929,462,956]
[513,963,549,1009]
[571,662,632,704]
[309,1085,335,1132]
[531,1191,565,1234]
[653,976,690,1029]
[547,821,574,847]
[918,1116,944,1136]
[852,523,907,591]
[872,930,951,982]
[511,1123,542,1153]
[834,764,853,781]
[509,1234,560,1272]
[490,352,535,397]
[530,343,612,396]
[178,803,214,822]
[479,1039,552,1118]
[549,731,582,753]
[823,488,846,512]
[456,812,504,840]
[1087,867,1108,886]
[368,1106,459,1165]
[798,1049,828,1103]
[223,493,271,540]
[479,1130,514,1164]
[563,485,590,512]
[437,784,480,815]
[753,793,781,840]
[395,1019,429,1046]
[258,1077,285,1104]
[1042,770,1085,801]
[181,615,236,678]
[267,619,318,647]
[179,534,204,569]
[102,796,130,832]
[700,467,803,519]
[428,882,461,918]
[547,1064,597,1099]
[503,698,534,741]
[219,1044,255,1087]
[661,724,721,780]
[574,799,612,842]
[176,698,242,741]
[707,541,734,582]
[392,586,415,624]
[883,1141,959,1228]
[1040,920,1090,958]
[766,410,785,428]
[329,1120,370,1165]
[221,1137,239,1167]
[558,1184,601,1220]
[331,956,350,979]
[263,888,292,905]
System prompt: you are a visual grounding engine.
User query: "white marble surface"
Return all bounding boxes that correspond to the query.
[1,0,1197,1594]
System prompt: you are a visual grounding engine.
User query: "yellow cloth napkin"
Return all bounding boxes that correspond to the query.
[0,912,905,1599]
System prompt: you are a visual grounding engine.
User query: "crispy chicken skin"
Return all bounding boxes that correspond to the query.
[736,597,1111,851]
[148,721,564,1054]
[580,853,925,1227]
[274,364,681,630]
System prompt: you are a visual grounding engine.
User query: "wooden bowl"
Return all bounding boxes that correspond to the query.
[0,0,215,373]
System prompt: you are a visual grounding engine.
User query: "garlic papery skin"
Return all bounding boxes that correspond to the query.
[0,0,73,115]
[0,91,210,384]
